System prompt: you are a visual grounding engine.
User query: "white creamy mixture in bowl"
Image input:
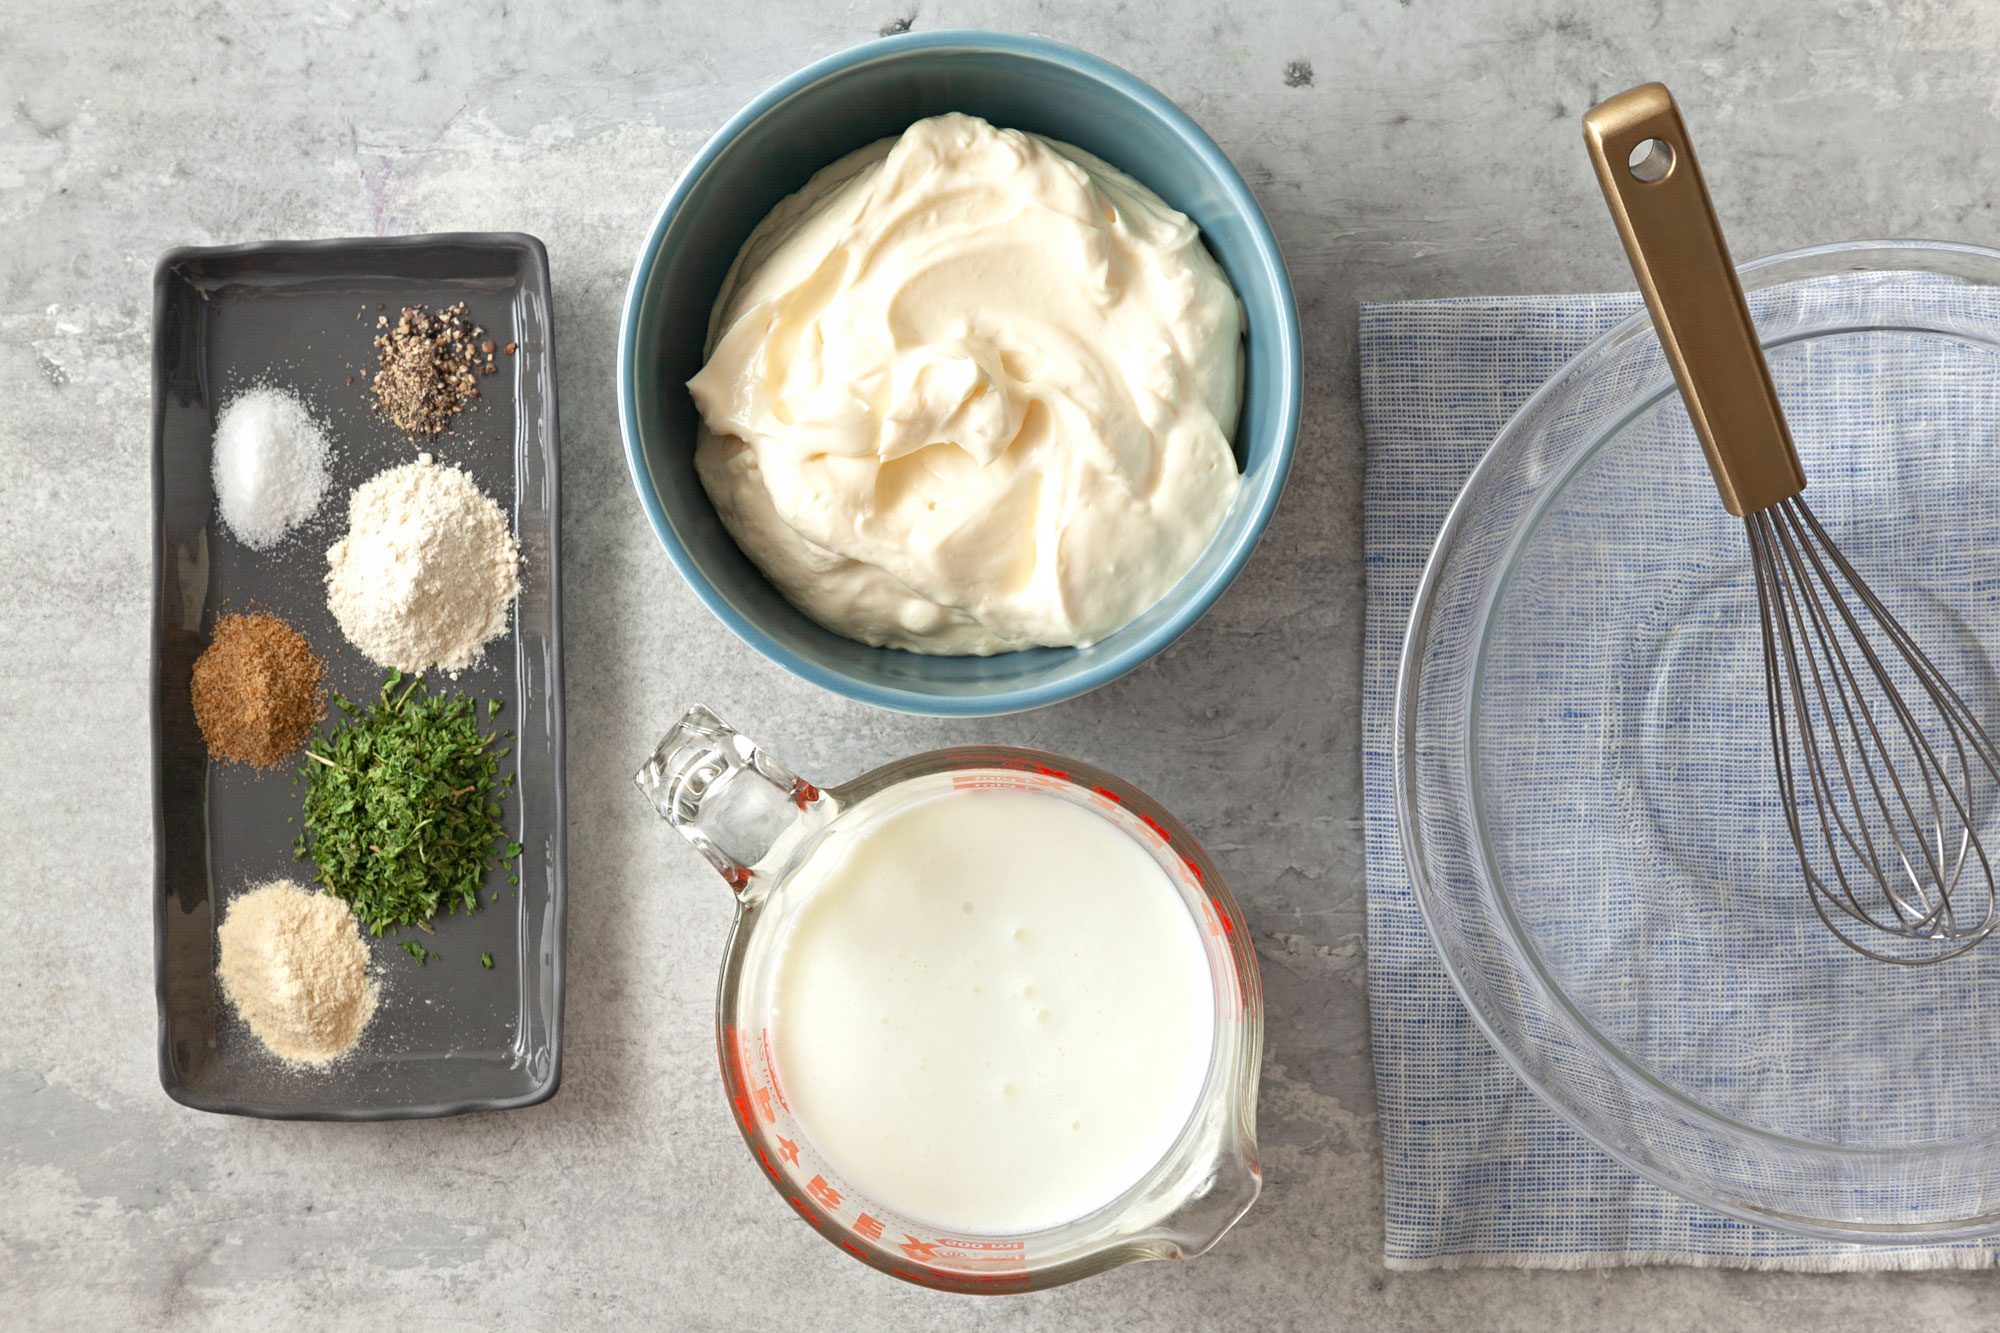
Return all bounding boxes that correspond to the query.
[687,112,1245,655]
[620,31,1301,714]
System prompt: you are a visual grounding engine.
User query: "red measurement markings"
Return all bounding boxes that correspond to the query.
[943,1270,1035,1289]
[887,1234,1031,1287]
[721,1025,756,1132]
[950,762,1071,794]
[1193,900,1250,1017]
[806,1175,842,1210]
[1203,910,1256,1019]
[723,1026,784,1135]
[759,1027,790,1113]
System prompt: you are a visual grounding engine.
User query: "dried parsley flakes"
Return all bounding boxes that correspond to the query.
[297,671,517,936]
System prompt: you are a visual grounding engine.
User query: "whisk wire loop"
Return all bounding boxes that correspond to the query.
[1781,503,1990,933]
[1769,506,1952,924]
[1745,495,2000,964]
[1752,511,1923,936]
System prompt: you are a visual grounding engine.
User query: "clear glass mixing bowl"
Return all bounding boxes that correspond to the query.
[1397,240,2000,1240]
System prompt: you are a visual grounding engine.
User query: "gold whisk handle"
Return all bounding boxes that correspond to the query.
[1583,83,1807,517]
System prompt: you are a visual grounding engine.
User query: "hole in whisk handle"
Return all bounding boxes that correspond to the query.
[1627,136,1675,183]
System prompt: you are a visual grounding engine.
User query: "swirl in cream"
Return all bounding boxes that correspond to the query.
[688,113,1243,655]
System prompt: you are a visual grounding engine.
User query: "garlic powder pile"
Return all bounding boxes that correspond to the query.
[216,879,378,1066]
[325,455,521,675]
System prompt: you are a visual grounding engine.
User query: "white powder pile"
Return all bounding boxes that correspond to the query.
[216,880,378,1066]
[211,386,332,549]
[325,454,521,675]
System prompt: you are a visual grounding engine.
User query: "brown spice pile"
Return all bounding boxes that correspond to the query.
[366,302,497,439]
[191,612,327,768]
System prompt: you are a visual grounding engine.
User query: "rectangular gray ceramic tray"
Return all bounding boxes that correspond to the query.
[151,233,565,1119]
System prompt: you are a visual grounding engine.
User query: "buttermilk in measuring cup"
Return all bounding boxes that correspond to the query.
[769,782,1214,1235]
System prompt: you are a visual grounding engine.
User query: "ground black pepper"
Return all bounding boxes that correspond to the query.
[368,302,486,439]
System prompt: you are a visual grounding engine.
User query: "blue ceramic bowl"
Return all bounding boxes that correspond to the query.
[618,30,1301,716]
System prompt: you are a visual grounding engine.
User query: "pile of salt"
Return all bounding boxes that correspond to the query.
[212,386,331,549]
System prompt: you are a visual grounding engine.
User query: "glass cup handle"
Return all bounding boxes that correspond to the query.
[634,705,823,892]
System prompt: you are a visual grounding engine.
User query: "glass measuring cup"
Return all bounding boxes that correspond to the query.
[635,706,1263,1293]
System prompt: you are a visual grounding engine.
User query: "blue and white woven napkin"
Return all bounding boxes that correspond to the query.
[1360,290,2000,1271]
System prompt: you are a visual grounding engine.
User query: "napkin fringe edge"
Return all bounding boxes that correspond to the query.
[1383,1248,2000,1273]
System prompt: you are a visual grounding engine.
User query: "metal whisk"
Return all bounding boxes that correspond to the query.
[1584,84,2000,963]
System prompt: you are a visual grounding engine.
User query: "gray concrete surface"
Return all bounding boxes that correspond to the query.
[6,0,2000,1327]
